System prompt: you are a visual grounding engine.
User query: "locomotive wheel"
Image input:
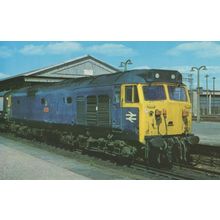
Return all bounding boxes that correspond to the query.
[148,148,161,167]
[148,147,171,168]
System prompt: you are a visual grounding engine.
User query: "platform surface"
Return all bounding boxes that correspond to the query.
[0,134,156,180]
[0,143,90,180]
[192,121,220,146]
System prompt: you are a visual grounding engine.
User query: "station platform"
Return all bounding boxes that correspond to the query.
[192,121,220,147]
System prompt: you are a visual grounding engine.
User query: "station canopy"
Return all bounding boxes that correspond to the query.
[0,55,118,91]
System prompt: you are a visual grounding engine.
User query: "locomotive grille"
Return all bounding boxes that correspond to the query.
[87,96,97,126]
[76,96,86,125]
[97,95,110,127]
[86,95,110,127]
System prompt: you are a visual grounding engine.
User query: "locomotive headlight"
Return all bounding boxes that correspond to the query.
[171,74,176,79]
[155,73,160,79]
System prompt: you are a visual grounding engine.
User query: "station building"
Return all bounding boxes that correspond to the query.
[0,55,118,91]
[190,90,220,115]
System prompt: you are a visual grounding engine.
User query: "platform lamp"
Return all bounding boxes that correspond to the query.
[188,73,193,104]
[190,65,207,122]
[205,74,209,115]
[119,59,132,71]
[213,77,216,114]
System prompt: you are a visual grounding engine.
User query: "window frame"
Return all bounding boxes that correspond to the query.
[124,85,139,103]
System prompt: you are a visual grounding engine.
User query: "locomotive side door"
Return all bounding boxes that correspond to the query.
[120,84,140,142]
[112,86,122,129]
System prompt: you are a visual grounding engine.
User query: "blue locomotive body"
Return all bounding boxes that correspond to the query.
[9,72,141,142]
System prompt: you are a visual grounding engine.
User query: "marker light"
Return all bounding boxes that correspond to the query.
[155,73,160,79]
[182,109,189,117]
[171,74,176,79]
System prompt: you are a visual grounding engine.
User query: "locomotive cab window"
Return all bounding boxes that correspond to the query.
[168,86,187,101]
[143,85,166,101]
[125,85,139,103]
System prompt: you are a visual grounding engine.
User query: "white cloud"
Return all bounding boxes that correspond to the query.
[0,46,14,58]
[2,42,135,57]
[87,43,136,56]
[20,44,44,55]
[20,42,82,55]
[46,42,82,54]
[167,42,220,58]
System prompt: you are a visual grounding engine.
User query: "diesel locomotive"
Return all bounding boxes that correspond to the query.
[0,69,199,167]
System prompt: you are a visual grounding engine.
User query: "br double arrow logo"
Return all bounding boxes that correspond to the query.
[126,111,137,123]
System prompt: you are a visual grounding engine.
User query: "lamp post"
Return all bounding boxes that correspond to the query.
[119,59,132,71]
[213,77,216,114]
[188,73,193,104]
[205,74,209,115]
[190,65,207,122]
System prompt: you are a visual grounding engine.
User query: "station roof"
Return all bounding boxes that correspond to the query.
[0,55,119,91]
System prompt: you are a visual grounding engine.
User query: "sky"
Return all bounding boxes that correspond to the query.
[0,41,220,90]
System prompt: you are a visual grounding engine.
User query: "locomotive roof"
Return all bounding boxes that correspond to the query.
[58,68,182,86]
[12,69,183,94]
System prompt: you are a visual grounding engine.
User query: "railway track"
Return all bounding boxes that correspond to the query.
[135,160,220,179]
[132,164,194,180]
[132,163,220,180]
[193,115,220,122]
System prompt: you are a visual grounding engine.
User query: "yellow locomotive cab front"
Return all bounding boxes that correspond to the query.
[121,83,192,145]
[139,83,192,144]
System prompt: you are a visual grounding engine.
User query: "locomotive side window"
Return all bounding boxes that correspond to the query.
[66,97,72,104]
[41,98,45,105]
[63,96,73,104]
[125,86,132,102]
[134,86,139,102]
[125,85,139,103]
[41,98,47,105]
